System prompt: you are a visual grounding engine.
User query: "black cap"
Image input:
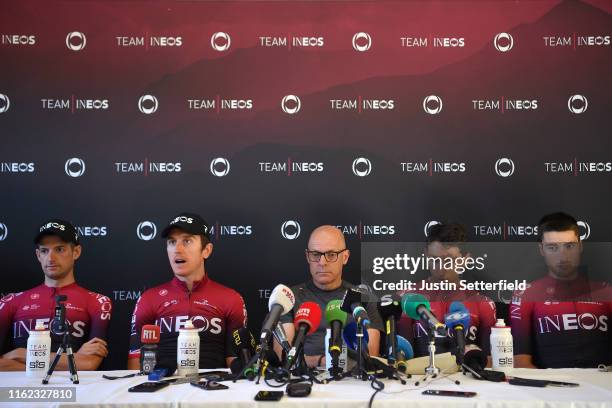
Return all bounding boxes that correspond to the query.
[161,212,210,239]
[34,219,79,245]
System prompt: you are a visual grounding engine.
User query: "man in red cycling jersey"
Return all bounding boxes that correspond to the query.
[511,212,611,368]
[0,219,112,371]
[397,223,497,363]
[127,212,247,370]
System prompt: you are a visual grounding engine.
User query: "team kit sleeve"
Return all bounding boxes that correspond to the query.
[509,289,535,356]
[128,292,156,360]
[0,294,17,353]
[224,293,248,358]
[476,298,497,355]
[87,292,113,342]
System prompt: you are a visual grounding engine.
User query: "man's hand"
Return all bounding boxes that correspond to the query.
[76,338,108,358]
[2,348,26,363]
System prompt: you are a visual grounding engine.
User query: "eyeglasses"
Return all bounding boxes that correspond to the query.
[306,249,347,263]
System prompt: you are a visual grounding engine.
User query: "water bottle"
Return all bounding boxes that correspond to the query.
[324,328,348,372]
[177,320,199,376]
[490,318,513,373]
[26,321,51,377]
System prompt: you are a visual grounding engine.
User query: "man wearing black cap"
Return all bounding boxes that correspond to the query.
[127,212,247,370]
[0,220,112,371]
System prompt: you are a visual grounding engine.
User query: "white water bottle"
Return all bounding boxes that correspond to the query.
[177,320,200,376]
[324,328,348,372]
[26,322,51,377]
[490,318,513,373]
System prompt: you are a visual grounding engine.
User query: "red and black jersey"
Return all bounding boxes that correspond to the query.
[0,282,112,353]
[510,274,611,368]
[397,286,497,357]
[128,275,247,369]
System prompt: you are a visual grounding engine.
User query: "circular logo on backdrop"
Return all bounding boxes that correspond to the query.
[281,220,301,240]
[352,32,372,52]
[493,32,513,52]
[352,157,372,177]
[281,95,301,114]
[577,221,590,241]
[65,158,86,177]
[567,95,588,114]
[0,94,10,113]
[495,158,515,177]
[136,221,157,241]
[210,158,230,177]
[0,223,8,241]
[66,32,86,51]
[424,220,441,237]
[138,95,158,114]
[211,32,231,51]
[422,95,443,115]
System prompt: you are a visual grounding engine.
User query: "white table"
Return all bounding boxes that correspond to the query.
[0,368,610,408]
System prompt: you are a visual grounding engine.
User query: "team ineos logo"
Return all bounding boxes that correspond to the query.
[210,157,230,177]
[281,220,301,240]
[577,221,590,241]
[422,95,443,115]
[211,32,231,51]
[138,95,158,114]
[281,95,301,114]
[64,158,86,177]
[568,95,588,114]
[66,32,86,51]
[0,223,7,241]
[136,221,157,241]
[495,158,515,177]
[424,221,441,237]
[493,32,513,52]
[352,157,372,177]
[0,94,10,113]
[352,32,372,52]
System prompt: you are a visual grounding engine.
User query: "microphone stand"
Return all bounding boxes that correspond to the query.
[415,326,440,385]
[351,318,368,381]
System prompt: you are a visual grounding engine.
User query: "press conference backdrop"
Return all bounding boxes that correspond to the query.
[0,0,610,369]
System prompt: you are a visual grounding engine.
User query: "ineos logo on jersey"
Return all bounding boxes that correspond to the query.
[352,32,372,52]
[0,94,10,113]
[352,157,372,177]
[495,158,515,177]
[568,95,588,114]
[0,223,7,241]
[281,220,301,240]
[210,157,230,177]
[537,313,607,333]
[211,32,231,51]
[281,95,301,114]
[65,158,86,177]
[424,221,441,237]
[157,315,223,334]
[66,32,86,51]
[138,95,158,114]
[136,221,157,241]
[494,32,513,52]
[577,221,590,241]
[423,95,442,115]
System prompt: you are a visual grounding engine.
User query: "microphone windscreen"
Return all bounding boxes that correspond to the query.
[294,302,322,334]
[342,321,370,350]
[325,299,348,325]
[400,293,430,320]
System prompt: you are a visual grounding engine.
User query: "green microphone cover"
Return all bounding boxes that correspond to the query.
[325,299,348,325]
[401,293,430,320]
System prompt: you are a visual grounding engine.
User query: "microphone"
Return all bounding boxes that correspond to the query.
[284,302,322,370]
[273,323,291,354]
[378,298,402,364]
[342,321,370,351]
[259,284,295,350]
[230,328,256,376]
[325,300,348,367]
[341,288,371,328]
[401,293,446,335]
[140,325,160,375]
[445,301,471,365]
